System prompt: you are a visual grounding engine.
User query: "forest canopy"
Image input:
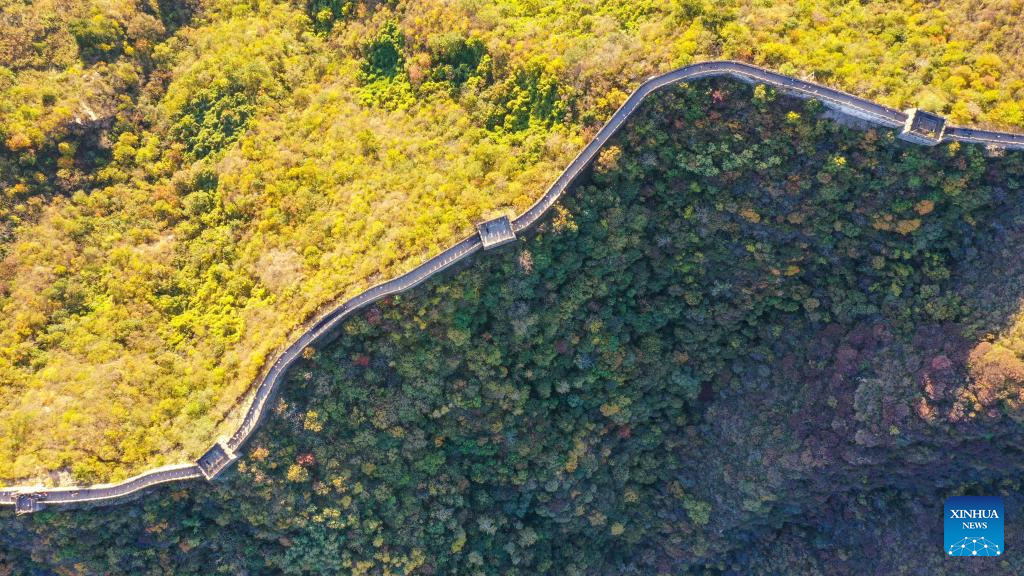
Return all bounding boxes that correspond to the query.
[2,0,1024,483]
[2,78,1024,575]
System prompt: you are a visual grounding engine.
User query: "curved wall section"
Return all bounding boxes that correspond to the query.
[4,60,1023,513]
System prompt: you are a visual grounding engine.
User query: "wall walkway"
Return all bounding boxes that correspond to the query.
[4,60,1023,514]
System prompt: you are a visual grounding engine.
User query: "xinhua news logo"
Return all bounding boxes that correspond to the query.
[945,496,1004,557]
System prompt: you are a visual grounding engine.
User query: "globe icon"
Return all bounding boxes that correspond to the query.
[948,537,1001,556]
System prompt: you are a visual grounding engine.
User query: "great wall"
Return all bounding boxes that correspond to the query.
[4,60,1024,515]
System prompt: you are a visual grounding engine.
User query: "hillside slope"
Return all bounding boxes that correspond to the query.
[2,0,1024,483]
[3,77,1024,575]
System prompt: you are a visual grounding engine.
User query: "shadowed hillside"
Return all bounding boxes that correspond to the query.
[2,78,1023,575]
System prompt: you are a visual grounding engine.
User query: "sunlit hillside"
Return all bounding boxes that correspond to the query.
[1,0,1023,483]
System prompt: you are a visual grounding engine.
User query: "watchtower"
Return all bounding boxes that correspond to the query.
[899,109,946,146]
[14,493,43,515]
[196,441,237,480]
[477,216,516,249]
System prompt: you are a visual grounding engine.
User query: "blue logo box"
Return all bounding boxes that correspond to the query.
[945,496,1004,557]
